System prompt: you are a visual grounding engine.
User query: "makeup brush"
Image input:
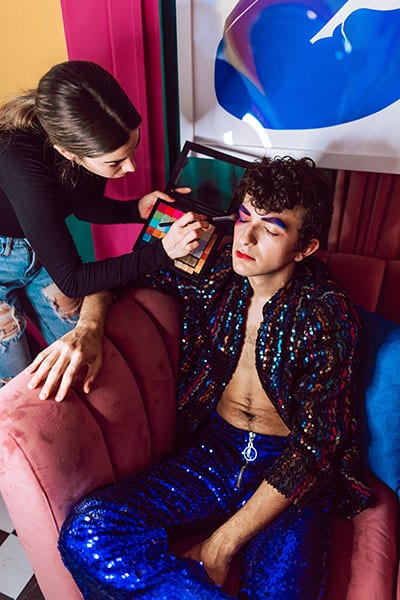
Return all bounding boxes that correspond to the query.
[159,213,237,227]
[210,213,237,223]
[159,221,175,228]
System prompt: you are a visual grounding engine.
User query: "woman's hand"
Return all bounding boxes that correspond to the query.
[25,291,111,402]
[161,211,209,260]
[138,187,191,220]
[26,323,103,402]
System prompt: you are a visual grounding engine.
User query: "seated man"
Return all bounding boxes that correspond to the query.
[57,156,374,600]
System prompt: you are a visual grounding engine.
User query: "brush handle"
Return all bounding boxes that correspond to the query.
[159,213,237,227]
[211,213,237,223]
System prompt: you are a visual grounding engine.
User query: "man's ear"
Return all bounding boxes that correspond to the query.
[294,238,320,262]
[53,144,77,162]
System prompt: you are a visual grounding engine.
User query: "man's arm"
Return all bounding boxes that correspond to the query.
[26,290,112,402]
[184,481,290,585]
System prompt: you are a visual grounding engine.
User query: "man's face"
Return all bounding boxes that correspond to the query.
[232,195,318,283]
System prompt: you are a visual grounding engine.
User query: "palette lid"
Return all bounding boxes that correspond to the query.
[165,141,251,216]
[132,142,252,280]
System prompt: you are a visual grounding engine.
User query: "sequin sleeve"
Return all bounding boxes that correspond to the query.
[263,291,363,509]
[141,245,234,305]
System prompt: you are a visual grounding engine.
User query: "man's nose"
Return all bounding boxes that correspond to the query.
[240,224,256,245]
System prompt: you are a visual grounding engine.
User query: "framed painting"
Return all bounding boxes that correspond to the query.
[176,0,400,173]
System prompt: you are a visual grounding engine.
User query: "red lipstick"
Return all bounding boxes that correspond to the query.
[236,250,255,261]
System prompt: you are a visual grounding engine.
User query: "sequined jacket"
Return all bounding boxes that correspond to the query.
[143,246,374,518]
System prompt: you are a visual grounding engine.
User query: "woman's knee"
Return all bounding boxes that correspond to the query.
[0,301,26,349]
[42,283,82,321]
[0,302,32,382]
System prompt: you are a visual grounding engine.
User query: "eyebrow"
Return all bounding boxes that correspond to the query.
[239,204,287,230]
[261,216,287,230]
[104,157,125,165]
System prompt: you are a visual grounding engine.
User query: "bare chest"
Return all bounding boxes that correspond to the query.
[223,319,265,403]
[218,304,290,435]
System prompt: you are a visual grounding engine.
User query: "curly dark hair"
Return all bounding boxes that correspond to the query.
[235,156,333,250]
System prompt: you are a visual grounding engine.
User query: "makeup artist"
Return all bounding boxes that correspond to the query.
[0,60,207,393]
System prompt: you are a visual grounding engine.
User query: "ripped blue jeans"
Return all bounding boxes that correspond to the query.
[0,237,82,385]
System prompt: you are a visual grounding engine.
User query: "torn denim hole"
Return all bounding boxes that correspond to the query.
[0,301,26,351]
[42,283,82,321]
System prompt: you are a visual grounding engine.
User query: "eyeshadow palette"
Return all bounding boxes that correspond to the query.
[134,141,251,279]
[140,200,218,276]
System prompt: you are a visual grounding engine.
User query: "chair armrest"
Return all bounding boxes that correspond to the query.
[326,472,399,600]
[0,288,181,599]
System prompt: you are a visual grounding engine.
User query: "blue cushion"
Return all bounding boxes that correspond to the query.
[356,306,400,498]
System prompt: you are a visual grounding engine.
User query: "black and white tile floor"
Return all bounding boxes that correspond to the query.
[0,494,44,600]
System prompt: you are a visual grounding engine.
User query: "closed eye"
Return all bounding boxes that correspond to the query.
[237,204,250,223]
[265,227,279,236]
[237,214,249,223]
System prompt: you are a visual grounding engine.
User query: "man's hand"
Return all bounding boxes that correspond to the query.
[138,187,191,220]
[182,532,234,586]
[25,291,112,402]
[184,480,291,586]
[26,324,103,402]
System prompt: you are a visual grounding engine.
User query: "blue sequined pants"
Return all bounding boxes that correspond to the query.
[59,412,332,599]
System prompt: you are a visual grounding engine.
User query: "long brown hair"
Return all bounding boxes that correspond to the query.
[0,61,142,157]
[0,90,39,131]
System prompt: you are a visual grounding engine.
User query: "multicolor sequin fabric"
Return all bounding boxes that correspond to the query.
[144,246,374,518]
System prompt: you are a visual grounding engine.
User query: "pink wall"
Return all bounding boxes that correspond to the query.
[60,0,166,258]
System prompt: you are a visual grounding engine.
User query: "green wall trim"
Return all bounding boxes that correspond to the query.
[159,0,181,179]
[66,215,95,262]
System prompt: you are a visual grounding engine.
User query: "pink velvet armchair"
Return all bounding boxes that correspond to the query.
[0,251,399,600]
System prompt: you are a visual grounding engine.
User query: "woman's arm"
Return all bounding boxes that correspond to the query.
[73,178,191,224]
[26,290,112,401]
[1,137,199,296]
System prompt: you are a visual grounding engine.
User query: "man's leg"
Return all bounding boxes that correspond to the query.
[239,495,332,600]
[60,490,231,600]
[59,414,240,599]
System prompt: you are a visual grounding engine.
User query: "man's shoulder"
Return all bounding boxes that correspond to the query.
[298,255,349,297]
[293,256,359,326]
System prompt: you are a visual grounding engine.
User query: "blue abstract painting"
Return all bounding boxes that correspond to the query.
[215,1,400,129]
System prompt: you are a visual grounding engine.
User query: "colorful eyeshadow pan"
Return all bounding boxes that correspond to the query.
[139,200,217,277]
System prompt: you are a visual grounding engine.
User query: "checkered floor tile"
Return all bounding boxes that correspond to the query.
[0,495,44,600]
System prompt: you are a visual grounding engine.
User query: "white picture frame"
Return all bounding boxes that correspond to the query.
[176,0,400,173]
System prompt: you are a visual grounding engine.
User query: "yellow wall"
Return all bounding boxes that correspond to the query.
[0,0,67,101]
[0,2,94,259]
